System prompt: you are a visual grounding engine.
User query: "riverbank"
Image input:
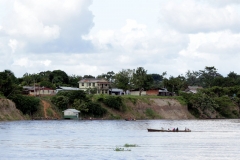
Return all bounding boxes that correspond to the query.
[0,96,195,121]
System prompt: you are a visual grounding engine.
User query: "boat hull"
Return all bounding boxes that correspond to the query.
[147,128,191,132]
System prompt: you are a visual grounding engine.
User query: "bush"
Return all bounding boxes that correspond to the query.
[214,96,235,118]
[9,94,40,115]
[83,102,107,117]
[57,90,88,104]
[51,95,69,110]
[103,96,124,111]
[145,108,157,119]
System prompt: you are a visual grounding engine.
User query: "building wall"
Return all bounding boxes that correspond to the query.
[130,91,146,96]
[79,82,97,90]
[29,89,55,96]
[146,90,159,95]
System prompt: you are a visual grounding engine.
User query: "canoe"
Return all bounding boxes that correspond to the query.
[147,128,191,132]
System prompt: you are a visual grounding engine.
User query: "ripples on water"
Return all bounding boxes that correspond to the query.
[0,119,240,160]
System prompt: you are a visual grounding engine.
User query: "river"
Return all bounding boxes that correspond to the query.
[0,119,240,160]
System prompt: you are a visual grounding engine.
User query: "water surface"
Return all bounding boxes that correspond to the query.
[0,119,240,160]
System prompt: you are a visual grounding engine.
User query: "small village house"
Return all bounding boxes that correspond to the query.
[63,109,80,119]
[78,78,110,94]
[23,86,55,96]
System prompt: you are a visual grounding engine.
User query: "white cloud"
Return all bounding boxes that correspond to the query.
[1,0,240,78]
[0,0,94,53]
[8,39,18,53]
[159,0,240,33]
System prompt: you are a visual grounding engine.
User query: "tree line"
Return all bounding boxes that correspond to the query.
[1,66,240,118]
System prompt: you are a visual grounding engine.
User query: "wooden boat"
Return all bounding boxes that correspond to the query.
[147,128,191,132]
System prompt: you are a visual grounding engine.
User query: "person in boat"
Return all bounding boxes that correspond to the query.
[176,127,178,132]
[173,128,175,131]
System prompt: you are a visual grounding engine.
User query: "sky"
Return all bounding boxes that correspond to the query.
[1,0,240,78]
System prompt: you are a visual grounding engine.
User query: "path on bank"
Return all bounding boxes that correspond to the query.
[41,100,60,119]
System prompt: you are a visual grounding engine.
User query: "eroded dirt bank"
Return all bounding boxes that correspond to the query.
[0,98,25,121]
[103,98,195,120]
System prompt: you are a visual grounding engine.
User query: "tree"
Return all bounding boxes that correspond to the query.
[83,75,95,78]
[49,70,69,85]
[0,70,16,97]
[68,75,82,87]
[132,67,148,95]
[163,75,186,95]
[185,70,200,86]
[199,66,222,88]
[150,73,164,89]
[114,69,133,93]
[51,95,69,110]
[72,99,89,112]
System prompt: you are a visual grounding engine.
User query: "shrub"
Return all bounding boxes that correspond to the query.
[145,108,157,119]
[51,95,69,110]
[103,96,123,111]
[84,102,107,117]
[9,94,40,115]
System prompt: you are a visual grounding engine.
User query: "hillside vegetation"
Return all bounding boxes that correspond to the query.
[0,96,194,121]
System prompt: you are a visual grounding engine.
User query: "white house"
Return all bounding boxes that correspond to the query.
[78,78,110,94]
[63,109,80,119]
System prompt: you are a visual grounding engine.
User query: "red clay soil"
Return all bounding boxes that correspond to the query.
[41,100,60,119]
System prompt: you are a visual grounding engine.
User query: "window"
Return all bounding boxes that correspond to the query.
[93,83,95,87]
[105,84,108,86]
[82,83,84,86]
[89,83,91,86]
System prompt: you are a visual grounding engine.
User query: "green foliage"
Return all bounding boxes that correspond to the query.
[9,94,40,115]
[72,99,89,112]
[127,97,138,105]
[68,75,82,87]
[110,114,121,119]
[0,71,15,97]
[40,81,55,89]
[51,95,69,110]
[49,70,69,86]
[102,96,125,111]
[214,96,235,118]
[85,102,107,117]
[145,108,158,119]
[57,90,88,104]
[124,144,139,147]
[85,88,97,94]
[114,69,133,92]
[132,67,148,95]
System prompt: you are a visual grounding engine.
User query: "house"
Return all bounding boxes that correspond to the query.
[185,86,203,94]
[63,109,80,119]
[158,88,172,96]
[56,86,80,93]
[23,86,55,96]
[78,78,110,94]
